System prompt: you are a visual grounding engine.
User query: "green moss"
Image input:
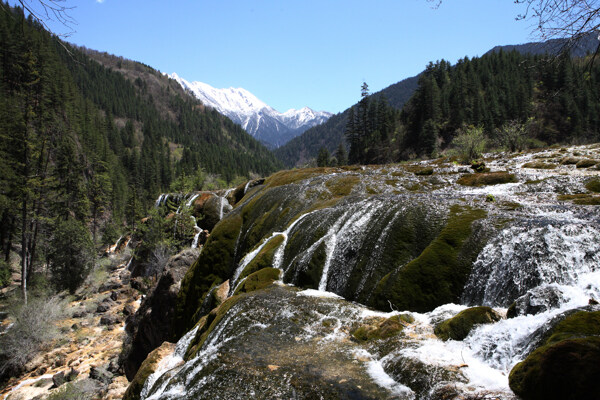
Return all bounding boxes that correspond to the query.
[508,311,600,400]
[434,306,501,341]
[456,172,517,187]
[525,178,547,185]
[522,161,557,169]
[544,310,600,345]
[509,337,600,400]
[325,175,360,197]
[239,235,285,280]
[174,214,243,338]
[371,205,487,312]
[585,179,600,193]
[233,267,281,296]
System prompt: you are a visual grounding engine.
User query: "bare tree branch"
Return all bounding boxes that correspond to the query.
[17,0,76,37]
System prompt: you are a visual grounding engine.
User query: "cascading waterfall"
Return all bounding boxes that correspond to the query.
[190,216,202,249]
[463,220,600,306]
[230,211,317,292]
[389,211,600,396]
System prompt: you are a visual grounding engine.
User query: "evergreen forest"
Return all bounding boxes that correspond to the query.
[0,3,280,294]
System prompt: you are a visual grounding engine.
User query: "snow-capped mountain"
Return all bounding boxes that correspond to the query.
[169,73,332,148]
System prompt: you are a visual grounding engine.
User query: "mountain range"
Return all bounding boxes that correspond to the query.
[169,73,332,149]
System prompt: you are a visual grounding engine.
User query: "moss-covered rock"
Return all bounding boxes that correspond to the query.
[123,342,175,400]
[509,337,600,400]
[575,159,598,168]
[456,172,517,187]
[174,214,243,338]
[414,167,434,176]
[239,235,284,281]
[522,161,557,169]
[234,267,281,295]
[351,314,413,342]
[371,206,487,312]
[509,310,600,400]
[434,306,502,341]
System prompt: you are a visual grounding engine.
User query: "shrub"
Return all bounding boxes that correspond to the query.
[496,120,527,152]
[0,296,65,381]
[451,125,488,163]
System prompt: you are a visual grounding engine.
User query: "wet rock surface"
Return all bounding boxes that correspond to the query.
[123,248,200,380]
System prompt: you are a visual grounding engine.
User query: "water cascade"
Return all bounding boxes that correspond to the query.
[140,145,600,399]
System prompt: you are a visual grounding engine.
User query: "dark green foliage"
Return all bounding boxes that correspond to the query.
[48,218,95,293]
[335,142,348,166]
[434,306,502,341]
[0,3,280,295]
[273,75,419,168]
[400,52,600,159]
[316,147,330,167]
[372,206,487,312]
[345,84,399,165]
[509,311,600,400]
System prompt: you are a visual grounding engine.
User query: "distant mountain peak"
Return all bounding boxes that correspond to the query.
[169,73,332,148]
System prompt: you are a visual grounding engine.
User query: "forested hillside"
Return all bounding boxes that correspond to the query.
[400,50,600,159]
[279,48,600,167]
[0,4,281,293]
[274,75,419,167]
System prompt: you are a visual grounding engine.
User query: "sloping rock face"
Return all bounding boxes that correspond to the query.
[123,248,199,380]
[137,144,600,399]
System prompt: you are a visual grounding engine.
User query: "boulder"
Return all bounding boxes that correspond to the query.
[509,310,600,400]
[123,248,199,380]
[89,365,114,385]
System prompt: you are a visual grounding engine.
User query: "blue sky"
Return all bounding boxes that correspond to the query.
[28,0,536,113]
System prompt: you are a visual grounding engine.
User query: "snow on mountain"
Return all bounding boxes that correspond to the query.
[169,73,332,148]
